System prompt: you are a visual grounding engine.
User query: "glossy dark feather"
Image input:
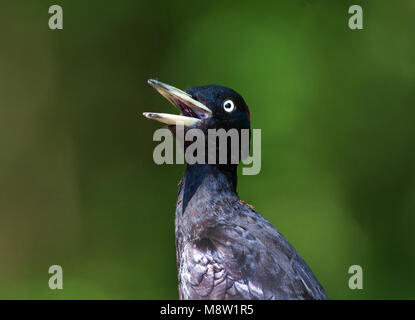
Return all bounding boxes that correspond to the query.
[175,165,327,300]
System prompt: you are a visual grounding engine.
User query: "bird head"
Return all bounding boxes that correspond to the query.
[144,79,250,131]
[144,79,251,163]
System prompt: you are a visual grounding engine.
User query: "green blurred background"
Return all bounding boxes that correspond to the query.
[0,0,414,299]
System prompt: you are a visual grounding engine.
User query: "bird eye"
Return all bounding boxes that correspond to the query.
[223,100,235,112]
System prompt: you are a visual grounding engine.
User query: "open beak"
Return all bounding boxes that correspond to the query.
[143,79,212,127]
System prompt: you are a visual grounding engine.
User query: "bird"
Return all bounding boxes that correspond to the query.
[143,79,328,300]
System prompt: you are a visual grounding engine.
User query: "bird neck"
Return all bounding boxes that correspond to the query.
[180,163,238,214]
[185,163,237,191]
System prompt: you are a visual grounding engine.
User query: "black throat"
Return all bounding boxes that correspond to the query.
[181,163,238,214]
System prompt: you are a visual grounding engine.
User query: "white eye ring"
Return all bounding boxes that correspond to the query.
[223,100,235,112]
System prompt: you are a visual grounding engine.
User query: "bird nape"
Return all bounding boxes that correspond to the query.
[143,79,328,300]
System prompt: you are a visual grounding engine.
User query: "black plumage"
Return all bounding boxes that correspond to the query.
[144,80,328,300]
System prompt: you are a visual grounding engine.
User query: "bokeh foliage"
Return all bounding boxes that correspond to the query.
[0,0,414,299]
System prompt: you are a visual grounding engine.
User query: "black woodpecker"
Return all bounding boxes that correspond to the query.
[143,79,328,300]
